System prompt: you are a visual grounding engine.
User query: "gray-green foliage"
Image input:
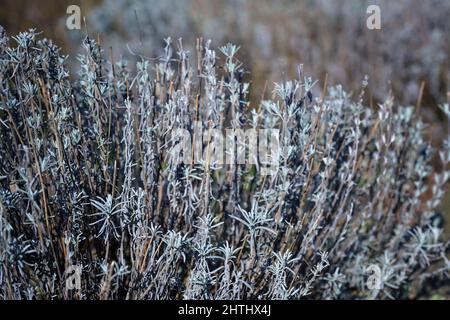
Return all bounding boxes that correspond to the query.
[0,29,448,300]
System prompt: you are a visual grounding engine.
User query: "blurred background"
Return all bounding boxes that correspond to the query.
[1,0,448,104]
[1,0,449,233]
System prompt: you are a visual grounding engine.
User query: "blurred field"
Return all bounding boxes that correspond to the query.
[2,1,448,101]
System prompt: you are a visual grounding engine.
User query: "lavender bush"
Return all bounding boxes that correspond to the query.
[0,28,448,300]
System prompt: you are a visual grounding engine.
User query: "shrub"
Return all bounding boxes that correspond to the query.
[0,28,448,300]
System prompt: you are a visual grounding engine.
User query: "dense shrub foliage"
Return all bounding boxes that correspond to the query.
[0,29,449,299]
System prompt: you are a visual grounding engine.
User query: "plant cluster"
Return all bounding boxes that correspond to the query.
[0,28,448,299]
